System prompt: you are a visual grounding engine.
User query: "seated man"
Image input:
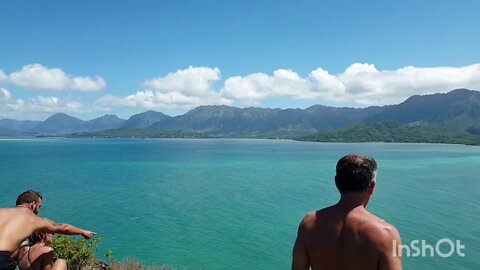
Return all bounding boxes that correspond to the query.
[292,154,402,270]
[0,190,95,270]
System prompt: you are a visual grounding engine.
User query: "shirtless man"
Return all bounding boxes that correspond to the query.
[0,190,96,270]
[292,154,402,270]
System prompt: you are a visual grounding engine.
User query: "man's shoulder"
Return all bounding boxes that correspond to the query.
[0,207,15,213]
[298,211,314,229]
[299,206,336,230]
[0,207,31,219]
[363,215,401,247]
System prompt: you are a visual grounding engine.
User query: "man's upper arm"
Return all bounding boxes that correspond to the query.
[379,226,402,270]
[34,217,57,233]
[292,218,310,270]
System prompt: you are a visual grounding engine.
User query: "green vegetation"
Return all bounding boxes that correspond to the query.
[70,121,480,146]
[69,128,206,138]
[51,236,177,270]
[297,122,480,145]
[51,236,100,270]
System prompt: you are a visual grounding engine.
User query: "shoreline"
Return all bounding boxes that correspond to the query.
[1,135,479,147]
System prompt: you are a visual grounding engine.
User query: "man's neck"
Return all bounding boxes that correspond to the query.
[337,193,369,210]
[16,204,32,212]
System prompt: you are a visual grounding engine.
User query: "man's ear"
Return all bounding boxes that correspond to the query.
[368,180,376,195]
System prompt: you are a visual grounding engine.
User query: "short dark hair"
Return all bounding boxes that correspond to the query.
[16,190,43,206]
[335,154,377,194]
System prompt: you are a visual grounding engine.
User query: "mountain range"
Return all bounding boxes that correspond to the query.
[1,89,480,144]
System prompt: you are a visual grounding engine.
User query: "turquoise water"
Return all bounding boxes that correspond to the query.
[1,139,479,269]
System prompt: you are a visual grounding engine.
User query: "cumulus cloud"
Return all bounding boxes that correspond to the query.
[221,63,480,106]
[0,70,7,81]
[221,68,347,104]
[0,87,92,120]
[2,64,106,91]
[0,88,11,102]
[97,66,231,110]
[143,66,220,96]
[3,63,480,119]
[96,63,480,111]
[96,90,232,110]
[339,63,480,105]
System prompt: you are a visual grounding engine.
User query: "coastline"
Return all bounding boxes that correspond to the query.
[1,135,480,147]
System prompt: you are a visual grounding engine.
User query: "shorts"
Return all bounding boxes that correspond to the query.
[0,251,16,270]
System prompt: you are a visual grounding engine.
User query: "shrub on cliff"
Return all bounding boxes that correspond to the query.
[51,236,176,270]
[51,235,100,270]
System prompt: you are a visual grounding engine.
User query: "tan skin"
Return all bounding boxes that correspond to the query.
[14,233,67,270]
[292,181,403,270]
[0,198,95,254]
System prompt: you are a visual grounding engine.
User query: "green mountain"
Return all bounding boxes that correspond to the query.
[122,110,171,128]
[29,113,85,135]
[27,113,125,135]
[298,122,480,145]
[299,89,480,145]
[150,104,383,137]
[0,119,41,135]
[2,88,480,144]
[366,89,480,124]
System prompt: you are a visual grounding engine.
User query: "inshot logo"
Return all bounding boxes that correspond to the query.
[393,239,466,258]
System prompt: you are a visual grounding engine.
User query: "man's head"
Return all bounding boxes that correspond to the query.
[335,154,377,195]
[16,190,43,214]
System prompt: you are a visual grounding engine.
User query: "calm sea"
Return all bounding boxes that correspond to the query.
[1,139,479,269]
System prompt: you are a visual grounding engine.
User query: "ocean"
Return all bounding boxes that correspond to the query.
[1,139,479,269]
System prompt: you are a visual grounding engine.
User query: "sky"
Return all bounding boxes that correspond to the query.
[1,0,480,120]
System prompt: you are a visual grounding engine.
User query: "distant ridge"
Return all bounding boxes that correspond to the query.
[122,110,171,129]
[80,114,125,132]
[366,89,480,123]
[0,119,41,135]
[29,113,84,134]
[1,89,480,145]
[26,113,125,135]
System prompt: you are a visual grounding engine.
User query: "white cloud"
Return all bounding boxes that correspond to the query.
[0,70,7,81]
[221,73,274,102]
[221,63,480,106]
[0,88,91,120]
[309,68,345,98]
[0,88,11,102]
[221,68,344,104]
[70,76,107,91]
[3,64,106,91]
[8,96,87,115]
[339,63,480,105]
[2,63,480,119]
[343,63,378,76]
[96,90,232,111]
[95,63,480,111]
[35,96,59,106]
[143,66,220,96]
[96,66,231,111]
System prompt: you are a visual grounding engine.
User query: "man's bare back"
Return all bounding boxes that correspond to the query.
[292,154,402,270]
[293,204,401,270]
[0,207,50,253]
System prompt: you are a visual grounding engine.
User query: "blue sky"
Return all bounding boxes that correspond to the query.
[1,0,479,120]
